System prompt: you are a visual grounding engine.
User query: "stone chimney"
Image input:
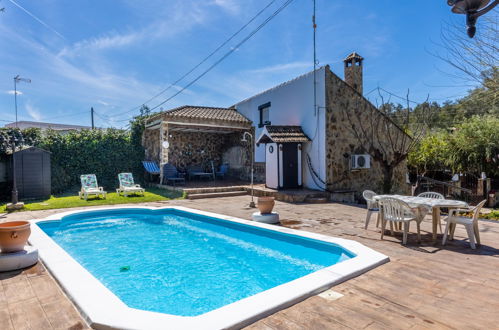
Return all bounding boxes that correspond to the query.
[343,52,364,94]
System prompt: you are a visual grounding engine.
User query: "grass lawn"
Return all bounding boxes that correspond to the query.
[483,209,499,221]
[0,187,184,212]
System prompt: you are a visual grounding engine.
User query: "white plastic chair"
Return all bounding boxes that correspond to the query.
[362,190,380,229]
[442,200,486,249]
[417,191,444,199]
[378,197,428,245]
[417,191,445,233]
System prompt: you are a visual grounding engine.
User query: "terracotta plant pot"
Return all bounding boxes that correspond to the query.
[0,221,31,253]
[257,196,275,214]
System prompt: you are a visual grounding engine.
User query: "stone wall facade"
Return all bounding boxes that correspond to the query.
[164,131,230,171]
[142,122,263,181]
[324,66,409,198]
[143,127,161,163]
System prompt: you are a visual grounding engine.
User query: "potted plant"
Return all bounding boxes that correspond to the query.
[257,196,275,214]
[0,221,31,253]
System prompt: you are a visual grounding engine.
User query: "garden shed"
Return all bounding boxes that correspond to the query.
[7,147,51,199]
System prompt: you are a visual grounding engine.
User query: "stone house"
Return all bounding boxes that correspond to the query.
[143,53,409,199]
[234,53,410,199]
[143,106,254,181]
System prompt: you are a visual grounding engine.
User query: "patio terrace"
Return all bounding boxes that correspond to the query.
[1,196,498,329]
[155,181,329,202]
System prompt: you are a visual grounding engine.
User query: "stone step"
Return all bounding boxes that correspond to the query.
[187,191,248,200]
[183,186,247,195]
[304,197,329,204]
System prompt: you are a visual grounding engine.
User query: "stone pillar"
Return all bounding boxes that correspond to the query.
[477,178,485,198]
[158,122,166,184]
[161,122,169,165]
[449,180,461,196]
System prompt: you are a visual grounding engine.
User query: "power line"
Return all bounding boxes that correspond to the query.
[376,87,421,104]
[148,0,295,112]
[105,0,278,120]
[364,87,378,97]
[93,111,115,128]
[373,86,470,105]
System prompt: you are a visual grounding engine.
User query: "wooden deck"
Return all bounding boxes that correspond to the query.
[1,197,498,329]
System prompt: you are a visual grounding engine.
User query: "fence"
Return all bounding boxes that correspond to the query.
[415,175,488,205]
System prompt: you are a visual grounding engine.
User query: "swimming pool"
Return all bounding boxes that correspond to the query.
[30,206,388,329]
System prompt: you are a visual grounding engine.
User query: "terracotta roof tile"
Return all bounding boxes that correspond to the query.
[259,125,310,143]
[153,105,251,124]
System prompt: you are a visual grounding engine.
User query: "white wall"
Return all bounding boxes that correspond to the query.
[235,67,327,190]
[265,143,278,189]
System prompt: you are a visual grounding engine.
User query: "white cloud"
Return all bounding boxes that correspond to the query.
[212,0,240,15]
[362,35,390,57]
[246,62,312,74]
[58,33,139,57]
[25,102,42,121]
[58,2,211,58]
[6,90,23,95]
[0,24,171,119]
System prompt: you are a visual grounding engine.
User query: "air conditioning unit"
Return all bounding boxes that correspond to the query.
[351,154,371,169]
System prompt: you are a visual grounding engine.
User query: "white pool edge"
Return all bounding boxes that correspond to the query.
[29,205,389,330]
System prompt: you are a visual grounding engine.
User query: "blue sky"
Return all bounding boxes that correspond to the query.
[0,0,483,128]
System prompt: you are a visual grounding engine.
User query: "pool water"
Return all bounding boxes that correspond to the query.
[38,208,354,316]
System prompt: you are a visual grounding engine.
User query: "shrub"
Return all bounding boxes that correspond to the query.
[38,128,144,193]
[0,122,145,195]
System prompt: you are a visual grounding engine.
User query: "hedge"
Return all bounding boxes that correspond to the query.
[0,119,145,195]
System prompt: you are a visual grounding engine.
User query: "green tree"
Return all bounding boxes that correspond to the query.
[446,115,499,176]
[409,115,499,177]
[408,132,449,175]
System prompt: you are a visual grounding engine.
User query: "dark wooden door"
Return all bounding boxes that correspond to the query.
[281,143,298,189]
[20,153,44,198]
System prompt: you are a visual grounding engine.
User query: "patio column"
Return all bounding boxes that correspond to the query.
[159,122,168,183]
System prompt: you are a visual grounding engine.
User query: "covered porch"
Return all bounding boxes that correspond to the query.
[143,106,255,184]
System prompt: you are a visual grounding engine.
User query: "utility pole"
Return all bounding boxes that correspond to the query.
[91,107,95,129]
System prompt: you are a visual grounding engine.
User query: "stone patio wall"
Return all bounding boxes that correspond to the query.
[164,130,232,170]
[142,121,261,181]
[142,127,160,163]
[325,66,409,197]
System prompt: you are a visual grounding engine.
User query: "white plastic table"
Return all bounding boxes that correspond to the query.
[374,195,468,242]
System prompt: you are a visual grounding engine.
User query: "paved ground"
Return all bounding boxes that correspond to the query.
[1,196,498,329]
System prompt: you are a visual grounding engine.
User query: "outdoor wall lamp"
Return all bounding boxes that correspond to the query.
[241,131,256,208]
[447,0,499,37]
